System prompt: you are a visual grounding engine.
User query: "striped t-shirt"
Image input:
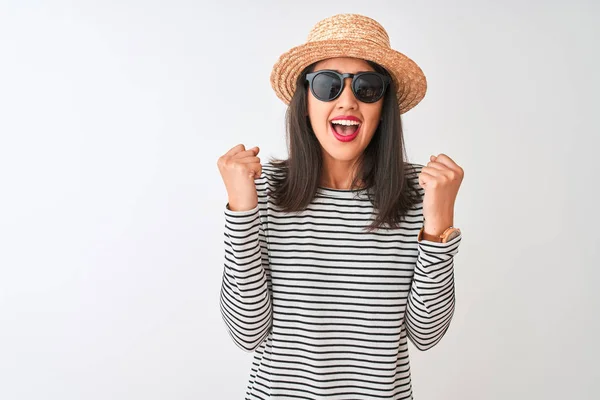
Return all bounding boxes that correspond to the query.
[220,162,462,400]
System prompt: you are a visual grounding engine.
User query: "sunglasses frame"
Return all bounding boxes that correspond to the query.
[305,69,391,103]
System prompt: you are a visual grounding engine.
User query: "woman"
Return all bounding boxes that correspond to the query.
[217,13,464,399]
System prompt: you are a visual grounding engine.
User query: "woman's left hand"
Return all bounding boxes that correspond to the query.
[418,153,464,235]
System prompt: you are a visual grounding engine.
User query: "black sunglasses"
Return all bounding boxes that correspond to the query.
[305,69,391,103]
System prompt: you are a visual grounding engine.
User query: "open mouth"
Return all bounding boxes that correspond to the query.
[330,120,361,136]
[329,119,362,142]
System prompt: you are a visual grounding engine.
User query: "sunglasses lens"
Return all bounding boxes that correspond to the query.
[312,72,342,101]
[354,73,385,103]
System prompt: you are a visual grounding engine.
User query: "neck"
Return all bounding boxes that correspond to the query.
[320,158,364,190]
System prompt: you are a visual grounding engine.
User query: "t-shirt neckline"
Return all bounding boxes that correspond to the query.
[315,186,371,199]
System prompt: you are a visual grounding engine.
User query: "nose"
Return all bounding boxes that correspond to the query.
[335,77,358,109]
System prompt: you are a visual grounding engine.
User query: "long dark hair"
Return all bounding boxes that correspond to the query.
[267,60,422,232]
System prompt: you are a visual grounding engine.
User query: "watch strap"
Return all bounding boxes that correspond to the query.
[418,226,461,243]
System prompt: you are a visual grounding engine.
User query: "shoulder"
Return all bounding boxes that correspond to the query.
[404,162,425,199]
[405,161,425,175]
[261,160,285,179]
[404,161,425,184]
[255,160,286,196]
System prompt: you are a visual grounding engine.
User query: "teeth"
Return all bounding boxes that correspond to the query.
[331,120,360,126]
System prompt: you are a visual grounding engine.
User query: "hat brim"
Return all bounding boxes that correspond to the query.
[270,40,427,114]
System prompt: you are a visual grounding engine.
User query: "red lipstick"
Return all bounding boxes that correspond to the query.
[329,115,362,142]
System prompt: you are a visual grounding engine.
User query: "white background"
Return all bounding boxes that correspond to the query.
[1,0,599,399]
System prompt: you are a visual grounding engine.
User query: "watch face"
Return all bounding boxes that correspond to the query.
[447,230,460,241]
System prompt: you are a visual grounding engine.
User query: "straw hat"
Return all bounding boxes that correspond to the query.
[270,13,427,114]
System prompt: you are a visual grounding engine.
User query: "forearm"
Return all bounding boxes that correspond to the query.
[220,204,273,352]
[422,209,454,240]
[405,232,461,350]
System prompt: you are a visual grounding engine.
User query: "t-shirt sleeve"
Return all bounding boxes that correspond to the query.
[403,162,462,350]
[219,169,273,352]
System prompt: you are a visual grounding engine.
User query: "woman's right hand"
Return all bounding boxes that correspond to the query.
[217,144,262,212]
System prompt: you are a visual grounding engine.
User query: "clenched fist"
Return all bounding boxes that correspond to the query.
[217,144,262,212]
[418,153,464,236]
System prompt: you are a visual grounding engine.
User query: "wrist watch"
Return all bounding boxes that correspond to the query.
[418,226,461,243]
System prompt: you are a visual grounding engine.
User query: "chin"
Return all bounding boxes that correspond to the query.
[323,147,362,161]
